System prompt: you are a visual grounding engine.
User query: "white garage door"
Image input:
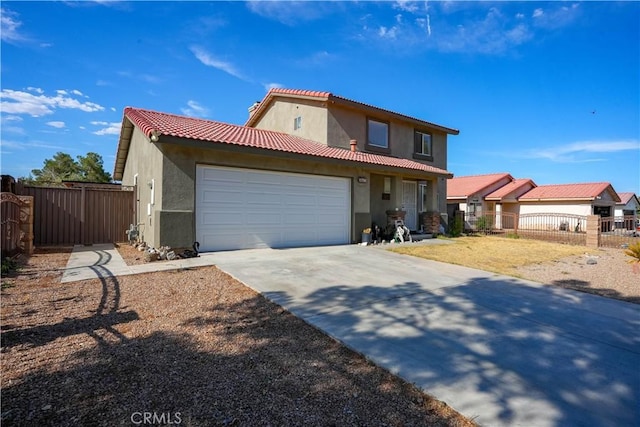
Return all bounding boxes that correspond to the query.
[196,165,351,251]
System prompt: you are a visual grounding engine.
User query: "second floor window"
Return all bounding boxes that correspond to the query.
[294,116,302,130]
[367,118,389,149]
[415,131,432,156]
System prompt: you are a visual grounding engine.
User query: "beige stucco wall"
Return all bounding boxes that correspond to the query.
[251,99,452,216]
[327,105,449,171]
[120,126,165,246]
[519,202,594,217]
[251,98,329,144]
[155,141,384,246]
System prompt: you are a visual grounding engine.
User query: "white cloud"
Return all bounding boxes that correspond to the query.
[246,1,338,26]
[362,3,580,56]
[0,88,104,116]
[71,89,84,96]
[189,45,246,80]
[1,115,23,123]
[294,50,337,68]
[181,100,209,118]
[0,139,65,151]
[532,140,640,163]
[393,1,420,13]
[46,121,66,129]
[434,7,534,55]
[532,3,580,30]
[0,8,27,44]
[92,122,121,136]
[378,25,398,39]
[263,82,284,92]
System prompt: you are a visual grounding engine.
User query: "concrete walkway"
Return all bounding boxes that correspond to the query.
[61,244,220,283]
[61,243,640,426]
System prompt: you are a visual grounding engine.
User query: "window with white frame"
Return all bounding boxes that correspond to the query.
[367,118,389,149]
[294,116,302,130]
[419,183,427,212]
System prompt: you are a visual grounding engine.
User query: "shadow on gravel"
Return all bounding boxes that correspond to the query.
[1,276,469,427]
[552,278,640,304]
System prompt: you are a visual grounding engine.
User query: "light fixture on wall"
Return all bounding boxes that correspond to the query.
[357,176,367,183]
[150,130,161,142]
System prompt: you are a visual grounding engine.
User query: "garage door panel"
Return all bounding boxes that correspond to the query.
[246,212,282,226]
[196,166,350,251]
[202,212,245,226]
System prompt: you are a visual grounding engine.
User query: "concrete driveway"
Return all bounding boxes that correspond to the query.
[212,243,640,427]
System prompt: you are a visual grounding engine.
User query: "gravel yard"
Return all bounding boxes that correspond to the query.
[1,248,473,427]
[516,247,639,304]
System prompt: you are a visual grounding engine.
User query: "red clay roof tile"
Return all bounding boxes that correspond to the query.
[123,107,453,176]
[617,192,638,205]
[446,173,512,198]
[519,182,620,202]
[245,88,460,135]
[485,178,536,200]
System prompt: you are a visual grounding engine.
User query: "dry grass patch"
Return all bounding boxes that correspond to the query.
[391,236,596,277]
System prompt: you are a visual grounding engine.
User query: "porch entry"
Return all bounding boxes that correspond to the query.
[402,181,418,230]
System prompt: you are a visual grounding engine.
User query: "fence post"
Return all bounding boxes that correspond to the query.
[586,215,600,248]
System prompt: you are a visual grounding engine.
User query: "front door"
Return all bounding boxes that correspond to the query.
[402,181,418,231]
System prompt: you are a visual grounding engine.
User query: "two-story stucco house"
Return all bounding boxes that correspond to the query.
[113,88,459,252]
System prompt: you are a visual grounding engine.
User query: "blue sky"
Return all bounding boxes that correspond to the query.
[1,1,639,194]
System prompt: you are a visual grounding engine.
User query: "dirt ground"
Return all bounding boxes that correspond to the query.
[1,248,474,427]
[516,247,640,304]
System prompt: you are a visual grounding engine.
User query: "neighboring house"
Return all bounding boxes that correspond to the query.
[446,173,514,219]
[614,192,639,230]
[113,90,458,252]
[518,182,621,217]
[485,178,537,215]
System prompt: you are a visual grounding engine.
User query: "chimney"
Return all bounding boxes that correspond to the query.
[248,101,260,117]
[350,139,357,152]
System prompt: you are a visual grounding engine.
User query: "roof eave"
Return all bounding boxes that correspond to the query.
[113,116,135,181]
[328,95,460,135]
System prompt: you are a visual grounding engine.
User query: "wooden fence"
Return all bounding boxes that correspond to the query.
[1,193,24,257]
[17,185,134,246]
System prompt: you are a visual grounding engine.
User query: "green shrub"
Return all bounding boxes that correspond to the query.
[450,215,463,237]
[475,216,493,234]
[1,258,17,277]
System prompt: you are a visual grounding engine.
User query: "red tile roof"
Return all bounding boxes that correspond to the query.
[616,192,639,205]
[447,173,513,199]
[519,182,621,202]
[245,88,460,135]
[485,178,536,201]
[120,107,453,177]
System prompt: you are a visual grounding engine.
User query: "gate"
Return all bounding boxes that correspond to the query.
[599,215,639,248]
[1,193,24,257]
[17,185,134,245]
